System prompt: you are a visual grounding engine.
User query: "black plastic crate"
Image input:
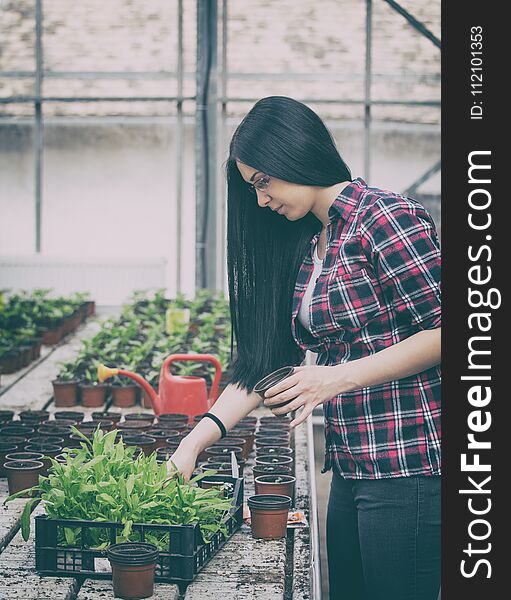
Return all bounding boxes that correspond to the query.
[35,475,243,584]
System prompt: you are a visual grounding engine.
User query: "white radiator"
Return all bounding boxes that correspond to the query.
[0,255,167,305]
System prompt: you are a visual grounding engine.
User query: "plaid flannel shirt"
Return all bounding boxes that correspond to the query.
[291,177,441,479]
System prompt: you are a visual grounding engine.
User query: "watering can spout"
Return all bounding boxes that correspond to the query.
[97,364,161,413]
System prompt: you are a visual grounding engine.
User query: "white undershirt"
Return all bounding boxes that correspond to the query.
[297,243,324,332]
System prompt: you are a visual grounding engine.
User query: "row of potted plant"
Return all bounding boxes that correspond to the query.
[52,289,234,408]
[0,289,95,375]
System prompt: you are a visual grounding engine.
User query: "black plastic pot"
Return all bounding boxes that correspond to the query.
[125,413,155,422]
[0,410,15,423]
[91,411,122,423]
[19,410,50,423]
[0,442,19,477]
[255,454,294,467]
[123,435,157,456]
[254,366,295,407]
[252,464,292,477]
[0,425,36,438]
[106,542,159,600]
[54,411,85,422]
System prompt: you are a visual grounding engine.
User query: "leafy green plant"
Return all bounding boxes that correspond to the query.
[5,427,234,550]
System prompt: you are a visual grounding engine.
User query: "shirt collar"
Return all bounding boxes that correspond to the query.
[309,177,366,247]
[327,177,366,225]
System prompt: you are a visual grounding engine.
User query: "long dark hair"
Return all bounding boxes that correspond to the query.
[226,96,351,393]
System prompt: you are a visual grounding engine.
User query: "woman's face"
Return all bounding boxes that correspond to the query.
[236,160,313,221]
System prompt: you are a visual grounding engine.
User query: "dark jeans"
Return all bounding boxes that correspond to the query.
[326,472,440,600]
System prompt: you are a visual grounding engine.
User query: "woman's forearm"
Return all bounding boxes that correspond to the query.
[334,327,441,393]
[179,382,261,455]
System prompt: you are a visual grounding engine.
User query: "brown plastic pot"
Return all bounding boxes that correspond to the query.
[107,542,159,600]
[4,459,44,496]
[79,383,108,408]
[255,475,296,497]
[112,384,138,408]
[206,455,245,475]
[248,494,292,539]
[255,437,291,451]
[52,379,79,407]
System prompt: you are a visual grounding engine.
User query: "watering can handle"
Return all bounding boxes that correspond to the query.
[163,354,223,406]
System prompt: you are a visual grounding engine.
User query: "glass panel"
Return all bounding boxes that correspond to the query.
[371,0,441,104]
[0,106,36,255]
[42,109,196,295]
[227,0,366,104]
[0,1,36,72]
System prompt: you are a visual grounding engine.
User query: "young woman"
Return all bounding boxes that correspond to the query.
[169,96,441,600]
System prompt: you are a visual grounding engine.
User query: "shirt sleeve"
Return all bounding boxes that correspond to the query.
[359,195,441,331]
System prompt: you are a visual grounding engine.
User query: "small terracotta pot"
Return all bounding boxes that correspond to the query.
[107,542,159,600]
[52,379,79,407]
[4,459,44,496]
[112,384,139,408]
[254,367,295,408]
[254,475,296,497]
[79,383,108,408]
[123,435,157,456]
[255,455,293,467]
[248,494,292,539]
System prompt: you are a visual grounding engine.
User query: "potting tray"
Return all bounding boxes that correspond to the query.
[34,475,244,584]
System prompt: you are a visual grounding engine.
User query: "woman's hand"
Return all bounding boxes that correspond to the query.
[166,441,199,482]
[263,365,345,428]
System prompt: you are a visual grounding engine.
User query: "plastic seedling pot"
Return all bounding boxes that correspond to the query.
[252,464,292,477]
[255,455,294,467]
[4,459,44,496]
[247,494,292,539]
[254,367,295,408]
[254,475,296,497]
[106,542,159,600]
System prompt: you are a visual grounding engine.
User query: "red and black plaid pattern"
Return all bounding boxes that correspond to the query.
[291,178,441,479]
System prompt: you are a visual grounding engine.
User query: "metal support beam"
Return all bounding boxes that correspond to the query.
[175,0,184,294]
[364,0,373,182]
[382,0,441,49]
[196,0,219,291]
[403,159,441,196]
[34,0,43,254]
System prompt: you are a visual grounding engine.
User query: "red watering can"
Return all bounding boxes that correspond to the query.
[98,354,222,420]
